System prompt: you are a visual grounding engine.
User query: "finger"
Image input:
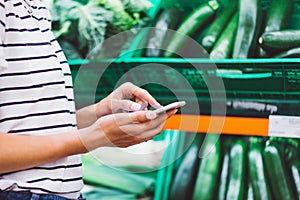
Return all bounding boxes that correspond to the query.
[134,97,148,110]
[127,83,161,108]
[129,110,157,123]
[129,120,166,140]
[111,99,142,112]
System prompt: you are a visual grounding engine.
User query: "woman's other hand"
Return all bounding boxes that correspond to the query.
[79,108,177,150]
[96,82,161,117]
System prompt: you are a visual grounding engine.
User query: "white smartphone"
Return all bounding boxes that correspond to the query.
[152,101,186,115]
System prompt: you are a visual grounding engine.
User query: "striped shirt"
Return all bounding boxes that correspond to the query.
[0,0,83,198]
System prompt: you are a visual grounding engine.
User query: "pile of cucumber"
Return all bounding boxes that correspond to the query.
[168,135,300,200]
[143,0,300,58]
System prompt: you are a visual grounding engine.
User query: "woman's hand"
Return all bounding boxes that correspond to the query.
[79,108,177,150]
[96,82,161,117]
[76,82,162,129]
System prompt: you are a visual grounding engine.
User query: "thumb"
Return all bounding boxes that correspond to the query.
[129,110,157,123]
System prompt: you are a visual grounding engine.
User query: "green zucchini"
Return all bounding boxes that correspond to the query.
[169,133,202,200]
[164,0,219,57]
[226,139,246,200]
[232,0,262,58]
[259,30,300,52]
[210,13,238,59]
[192,134,221,200]
[248,138,272,200]
[82,164,155,195]
[290,159,300,200]
[247,182,254,200]
[143,7,183,57]
[262,140,295,200]
[258,0,293,57]
[201,0,237,52]
[285,140,300,199]
[218,153,230,200]
[263,0,293,33]
[274,47,300,58]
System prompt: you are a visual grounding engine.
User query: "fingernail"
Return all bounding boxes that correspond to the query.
[146,111,157,120]
[131,103,141,111]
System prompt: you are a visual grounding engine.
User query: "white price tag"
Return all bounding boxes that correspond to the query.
[268,115,300,138]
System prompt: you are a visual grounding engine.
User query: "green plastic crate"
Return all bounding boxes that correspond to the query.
[70,58,300,117]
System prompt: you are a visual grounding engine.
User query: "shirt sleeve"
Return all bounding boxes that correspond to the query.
[0,0,8,71]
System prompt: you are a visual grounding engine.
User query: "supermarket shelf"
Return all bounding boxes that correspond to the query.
[68,57,300,66]
[70,58,300,110]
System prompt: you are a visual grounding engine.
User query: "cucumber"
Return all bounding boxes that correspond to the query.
[217,152,230,200]
[192,134,221,200]
[259,30,300,52]
[226,139,246,200]
[232,0,262,58]
[262,140,295,200]
[274,47,300,58]
[209,13,238,59]
[258,0,293,57]
[201,0,238,52]
[169,133,202,200]
[263,0,293,33]
[217,138,231,200]
[248,138,272,200]
[290,160,300,200]
[247,182,254,200]
[143,7,183,57]
[164,0,219,57]
[285,140,300,199]
[82,164,155,195]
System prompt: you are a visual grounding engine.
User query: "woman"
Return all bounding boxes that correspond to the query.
[0,0,176,199]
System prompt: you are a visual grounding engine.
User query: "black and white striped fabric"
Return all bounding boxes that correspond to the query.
[0,0,83,198]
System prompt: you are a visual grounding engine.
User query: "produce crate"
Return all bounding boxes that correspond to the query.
[70,58,300,117]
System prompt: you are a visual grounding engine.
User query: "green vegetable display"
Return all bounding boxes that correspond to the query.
[209,13,238,59]
[263,140,295,200]
[232,0,262,58]
[263,0,293,33]
[169,134,202,200]
[82,164,156,196]
[192,134,221,200]
[274,47,300,58]
[248,138,272,200]
[258,0,293,56]
[201,0,237,52]
[259,30,300,52]
[50,0,152,59]
[164,0,219,57]
[226,139,246,200]
[217,141,231,200]
[143,7,184,57]
[81,134,300,200]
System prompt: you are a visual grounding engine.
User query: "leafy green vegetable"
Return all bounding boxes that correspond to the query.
[121,0,153,13]
[47,0,152,58]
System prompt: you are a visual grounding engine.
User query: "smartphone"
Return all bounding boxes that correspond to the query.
[153,101,186,115]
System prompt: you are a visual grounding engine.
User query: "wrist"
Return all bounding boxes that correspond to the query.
[56,131,89,155]
[77,123,109,152]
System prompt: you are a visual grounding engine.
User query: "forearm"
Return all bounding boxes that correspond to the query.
[0,131,87,174]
